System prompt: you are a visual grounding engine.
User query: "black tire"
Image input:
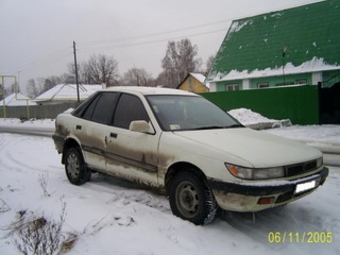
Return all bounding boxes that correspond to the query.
[64,147,91,185]
[169,171,217,225]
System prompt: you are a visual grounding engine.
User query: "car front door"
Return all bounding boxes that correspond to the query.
[104,93,160,187]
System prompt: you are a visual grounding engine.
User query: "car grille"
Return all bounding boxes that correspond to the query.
[285,160,317,177]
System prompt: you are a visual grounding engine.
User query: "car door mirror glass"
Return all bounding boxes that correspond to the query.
[129,120,153,134]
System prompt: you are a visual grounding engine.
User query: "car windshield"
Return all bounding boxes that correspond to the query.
[147,95,243,131]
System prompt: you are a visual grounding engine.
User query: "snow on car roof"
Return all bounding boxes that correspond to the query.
[104,86,197,96]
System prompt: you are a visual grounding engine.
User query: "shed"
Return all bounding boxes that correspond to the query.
[177,73,209,93]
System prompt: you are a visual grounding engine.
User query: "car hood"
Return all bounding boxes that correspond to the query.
[173,128,322,168]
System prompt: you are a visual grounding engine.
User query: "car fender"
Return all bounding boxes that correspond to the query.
[157,132,250,184]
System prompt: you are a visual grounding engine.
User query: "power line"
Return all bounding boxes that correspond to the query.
[80,19,231,48]
[8,20,227,75]
[78,28,227,53]
[77,0,322,50]
[8,46,72,74]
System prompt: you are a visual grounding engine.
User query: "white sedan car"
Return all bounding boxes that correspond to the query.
[52,86,328,225]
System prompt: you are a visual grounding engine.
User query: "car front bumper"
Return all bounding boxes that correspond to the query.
[208,167,329,212]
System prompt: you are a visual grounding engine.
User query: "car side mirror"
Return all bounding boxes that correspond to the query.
[129,120,153,134]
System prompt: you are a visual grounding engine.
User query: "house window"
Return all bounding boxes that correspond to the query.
[258,83,269,88]
[295,79,307,85]
[225,84,239,91]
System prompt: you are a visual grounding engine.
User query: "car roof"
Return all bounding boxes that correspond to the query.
[102,86,198,96]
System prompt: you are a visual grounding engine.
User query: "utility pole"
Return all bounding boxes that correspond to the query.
[73,41,80,103]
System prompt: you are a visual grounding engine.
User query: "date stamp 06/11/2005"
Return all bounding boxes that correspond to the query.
[268,232,333,244]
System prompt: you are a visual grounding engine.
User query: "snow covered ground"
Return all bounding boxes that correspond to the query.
[0,110,340,254]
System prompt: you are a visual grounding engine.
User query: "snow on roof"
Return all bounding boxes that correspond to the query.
[209,57,340,82]
[34,84,102,101]
[190,73,206,84]
[0,93,36,106]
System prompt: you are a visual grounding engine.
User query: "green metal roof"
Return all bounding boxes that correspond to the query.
[207,0,340,82]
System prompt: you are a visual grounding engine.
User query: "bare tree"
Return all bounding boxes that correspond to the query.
[66,54,119,86]
[162,41,181,88]
[154,70,170,87]
[59,73,75,84]
[26,79,39,98]
[205,54,215,74]
[123,67,153,86]
[0,83,3,101]
[86,54,119,87]
[68,62,91,84]
[161,39,201,88]
[42,76,62,93]
[79,62,92,84]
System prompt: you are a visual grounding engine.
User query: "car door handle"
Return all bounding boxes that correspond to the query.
[110,132,118,138]
[76,125,82,130]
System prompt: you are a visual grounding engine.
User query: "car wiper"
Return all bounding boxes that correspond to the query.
[192,126,227,130]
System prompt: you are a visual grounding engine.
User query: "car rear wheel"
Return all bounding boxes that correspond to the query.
[65,147,91,185]
[169,171,217,225]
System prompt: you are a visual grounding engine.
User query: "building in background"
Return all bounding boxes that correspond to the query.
[206,0,340,91]
[34,84,102,105]
[177,73,209,93]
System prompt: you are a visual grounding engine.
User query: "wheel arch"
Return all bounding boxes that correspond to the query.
[164,162,208,196]
[62,137,82,164]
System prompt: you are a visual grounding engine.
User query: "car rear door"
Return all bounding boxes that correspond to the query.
[74,92,118,172]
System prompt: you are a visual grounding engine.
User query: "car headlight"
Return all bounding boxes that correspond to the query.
[316,157,323,168]
[225,163,285,180]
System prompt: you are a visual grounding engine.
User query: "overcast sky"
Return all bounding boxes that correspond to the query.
[1,0,323,91]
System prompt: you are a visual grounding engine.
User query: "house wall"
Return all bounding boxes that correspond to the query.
[178,77,208,93]
[215,80,243,91]
[214,73,315,91]
[214,70,340,91]
[201,84,319,125]
[251,73,312,88]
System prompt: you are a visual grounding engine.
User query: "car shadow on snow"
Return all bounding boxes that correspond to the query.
[85,173,171,212]
[89,172,154,191]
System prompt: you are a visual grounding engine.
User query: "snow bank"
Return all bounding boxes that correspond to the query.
[0,118,55,127]
[228,108,291,129]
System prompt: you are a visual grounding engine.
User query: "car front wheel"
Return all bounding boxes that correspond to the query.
[169,171,217,225]
[65,147,91,185]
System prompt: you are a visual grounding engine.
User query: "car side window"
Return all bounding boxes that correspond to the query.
[114,94,149,129]
[91,92,118,124]
[82,94,101,120]
[72,92,99,118]
[82,92,118,124]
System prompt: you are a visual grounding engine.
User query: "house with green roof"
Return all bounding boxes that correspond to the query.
[206,0,340,91]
